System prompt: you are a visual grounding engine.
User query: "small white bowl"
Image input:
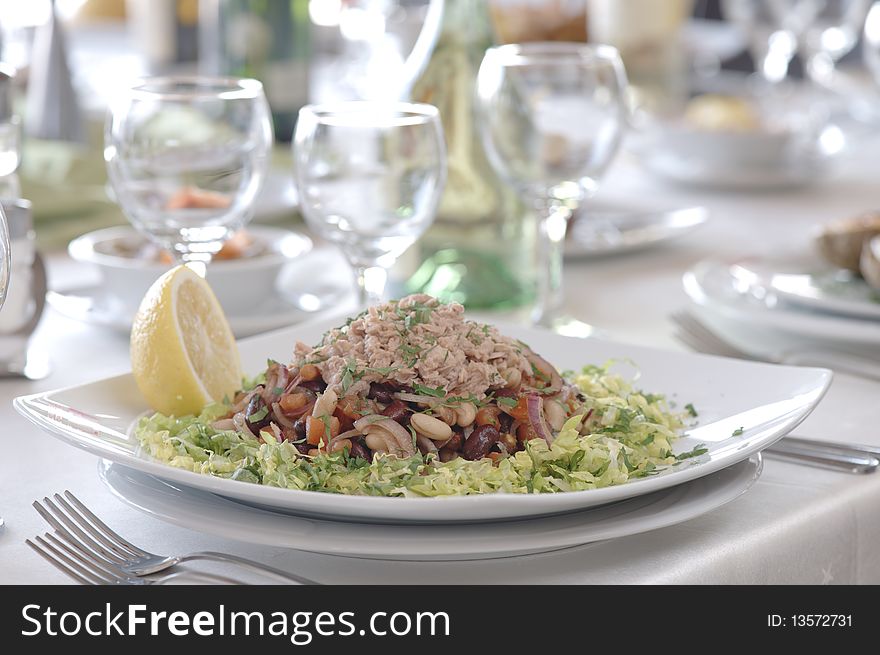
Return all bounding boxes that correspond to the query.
[633,74,843,189]
[69,225,312,316]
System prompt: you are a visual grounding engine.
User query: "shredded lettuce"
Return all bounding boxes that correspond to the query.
[134,363,687,497]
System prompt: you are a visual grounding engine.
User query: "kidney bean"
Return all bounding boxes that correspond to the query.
[498,412,514,433]
[438,447,459,462]
[292,416,307,439]
[293,441,311,455]
[462,424,500,461]
[367,383,395,404]
[499,433,518,454]
[494,388,517,399]
[299,378,327,393]
[349,439,372,461]
[381,399,411,425]
[442,432,463,452]
[245,392,271,434]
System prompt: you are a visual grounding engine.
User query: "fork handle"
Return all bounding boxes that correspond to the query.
[781,351,880,382]
[158,569,250,585]
[178,552,317,585]
[765,441,880,474]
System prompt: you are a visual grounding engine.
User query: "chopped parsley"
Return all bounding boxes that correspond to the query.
[732,427,744,436]
[685,403,698,418]
[675,444,708,461]
[412,383,446,398]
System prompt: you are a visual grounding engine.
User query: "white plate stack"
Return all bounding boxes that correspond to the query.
[683,252,880,376]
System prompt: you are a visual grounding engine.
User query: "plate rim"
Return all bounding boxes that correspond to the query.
[97,455,763,560]
[564,205,709,259]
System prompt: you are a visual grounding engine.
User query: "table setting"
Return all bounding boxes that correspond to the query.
[1,0,880,591]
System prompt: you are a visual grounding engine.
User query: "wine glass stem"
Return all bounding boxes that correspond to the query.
[532,199,572,326]
[179,252,211,278]
[353,264,387,308]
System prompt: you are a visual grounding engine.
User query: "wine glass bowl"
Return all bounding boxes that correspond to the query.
[104,76,273,266]
[293,101,446,306]
[477,43,628,326]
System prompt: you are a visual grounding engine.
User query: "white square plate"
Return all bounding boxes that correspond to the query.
[15,317,831,523]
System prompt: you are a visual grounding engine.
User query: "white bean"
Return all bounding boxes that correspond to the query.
[433,404,456,426]
[311,388,338,418]
[410,412,454,441]
[504,368,522,389]
[365,430,392,453]
[455,402,476,427]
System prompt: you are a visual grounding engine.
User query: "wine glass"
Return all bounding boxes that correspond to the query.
[104,76,274,271]
[293,101,446,307]
[476,43,628,329]
[722,0,799,83]
[796,0,871,86]
[864,1,880,82]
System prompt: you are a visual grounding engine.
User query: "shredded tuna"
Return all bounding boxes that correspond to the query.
[293,294,532,398]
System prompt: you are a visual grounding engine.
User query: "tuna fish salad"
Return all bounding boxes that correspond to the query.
[136,295,693,496]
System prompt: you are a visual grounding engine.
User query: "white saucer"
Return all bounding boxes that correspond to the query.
[48,261,355,338]
[565,206,708,259]
[99,456,761,562]
[729,254,880,321]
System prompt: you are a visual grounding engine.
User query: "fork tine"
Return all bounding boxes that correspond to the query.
[673,321,740,358]
[43,533,134,585]
[52,493,139,557]
[27,536,108,585]
[33,498,128,563]
[26,538,92,585]
[671,312,752,359]
[37,534,122,585]
[63,491,150,557]
[50,523,128,570]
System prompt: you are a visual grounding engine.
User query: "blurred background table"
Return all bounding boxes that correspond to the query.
[3,145,880,583]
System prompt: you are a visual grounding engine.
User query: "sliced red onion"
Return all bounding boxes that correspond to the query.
[328,428,361,450]
[232,412,258,440]
[283,374,303,394]
[526,394,553,444]
[271,403,297,429]
[373,418,416,457]
[417,434,437,454]
[355,416,415,457]
[525,351,563,394]
[267,423,283,443]
[231,388,259,414]
[354,414,391,431]
[211,418,236,431]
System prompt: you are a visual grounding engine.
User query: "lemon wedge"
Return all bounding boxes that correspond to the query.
[130,265,241,416]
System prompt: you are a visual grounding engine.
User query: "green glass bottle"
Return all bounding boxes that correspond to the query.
[199,0,310,141]
[398,0,536,309]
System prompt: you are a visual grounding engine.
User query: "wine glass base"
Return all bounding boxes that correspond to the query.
[536,314,603,339]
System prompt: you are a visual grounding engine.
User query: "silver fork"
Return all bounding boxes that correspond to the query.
[34,492,316,585]
[670,311,880,474]
[670,310,880,381]
[27,532,246,585]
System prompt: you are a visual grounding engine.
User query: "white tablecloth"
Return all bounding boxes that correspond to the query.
[2,151,880,585]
